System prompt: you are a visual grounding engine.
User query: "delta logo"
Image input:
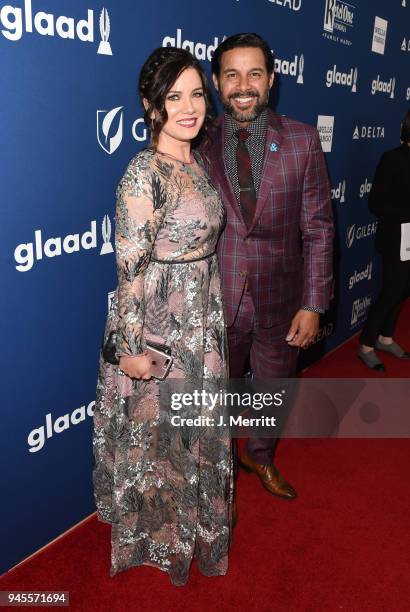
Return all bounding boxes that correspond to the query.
[353,125,385,140]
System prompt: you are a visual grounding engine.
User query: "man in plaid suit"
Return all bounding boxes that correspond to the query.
[202,33,334,500]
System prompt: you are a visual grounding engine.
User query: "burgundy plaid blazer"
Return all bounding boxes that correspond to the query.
[201,109,334,327]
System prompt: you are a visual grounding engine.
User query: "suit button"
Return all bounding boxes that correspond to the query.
[239,271,246,277]
[244,239,250,245]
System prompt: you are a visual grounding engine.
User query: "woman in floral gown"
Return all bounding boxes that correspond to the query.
[92,47,234,586]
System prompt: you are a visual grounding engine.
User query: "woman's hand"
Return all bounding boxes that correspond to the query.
[119,354,152,380]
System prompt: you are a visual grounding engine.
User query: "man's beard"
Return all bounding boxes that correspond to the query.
[222,88,269,123]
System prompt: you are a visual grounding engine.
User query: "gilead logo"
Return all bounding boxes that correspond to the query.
[0,1,112,55]
[27,401,95,453]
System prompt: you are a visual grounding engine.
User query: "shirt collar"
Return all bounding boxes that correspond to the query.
[224,108,268,143]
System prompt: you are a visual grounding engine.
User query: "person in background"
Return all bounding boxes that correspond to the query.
[358,109,410,371]
[202,33,334,499]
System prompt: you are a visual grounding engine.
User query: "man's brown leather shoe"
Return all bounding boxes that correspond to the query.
[238,449,297,499]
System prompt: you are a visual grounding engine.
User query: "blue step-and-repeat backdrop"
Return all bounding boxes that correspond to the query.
[1,0,409,573]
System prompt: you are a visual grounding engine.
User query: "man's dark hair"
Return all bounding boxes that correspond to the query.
[211,33,275,78]
[400,108,410,143]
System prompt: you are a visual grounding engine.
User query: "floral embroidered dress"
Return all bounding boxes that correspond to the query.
[92,148,233,586]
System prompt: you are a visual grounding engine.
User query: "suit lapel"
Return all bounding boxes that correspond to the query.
[248,112,283,233]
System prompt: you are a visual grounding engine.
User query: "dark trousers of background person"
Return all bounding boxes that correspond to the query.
[360,251,410,347]
[227,287,299,479]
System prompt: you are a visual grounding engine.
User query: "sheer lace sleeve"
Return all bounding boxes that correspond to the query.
[115,153,168,357]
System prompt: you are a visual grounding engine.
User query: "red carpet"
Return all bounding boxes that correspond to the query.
[2,300,409,611]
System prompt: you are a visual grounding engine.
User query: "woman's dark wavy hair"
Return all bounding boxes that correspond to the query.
[138,47,215,149]
[211,33,275,78]
[400,108,410,143]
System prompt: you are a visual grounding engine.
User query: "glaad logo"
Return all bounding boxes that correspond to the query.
[0,2,112,54]
[351,295,372,326]
[97,106,123,154]
[346,223,377,248]
[331,180,346,203]
[371,75,396,99]
[326,65,357,91]
[108,290,115,312]
[402,0,407,7]
[27,401,95,453]
[162,28,226,61]
[274,53,304,84]
[309,322,334,346]
[359,178,372,198]
[371,16,388,55]
[317,115,334,153]
[406,87,410,101]
[97,7,112,55]
[401,37,410,51]
[267,0,302,11]
[353,125,385,139]
[349,262,373,290]
[323,0,355,46]
[100,215,114,255]
[14,216,113,272]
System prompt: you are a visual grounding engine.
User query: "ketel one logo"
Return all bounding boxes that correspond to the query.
[326,65,357,91]
[323,0,354,32]
[97,106,123,154]
[0,3,113,55]
[351,295,372,326]
[274,53,305,84]
[371,75,396,99]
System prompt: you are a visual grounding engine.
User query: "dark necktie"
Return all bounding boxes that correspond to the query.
[236,128,256,228]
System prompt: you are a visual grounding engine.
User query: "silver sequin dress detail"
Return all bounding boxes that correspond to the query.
[92,149,234,586]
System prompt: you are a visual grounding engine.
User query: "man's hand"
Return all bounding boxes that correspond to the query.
[285,310,320,348]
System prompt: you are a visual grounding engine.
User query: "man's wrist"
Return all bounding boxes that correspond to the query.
[301,305,324,314]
